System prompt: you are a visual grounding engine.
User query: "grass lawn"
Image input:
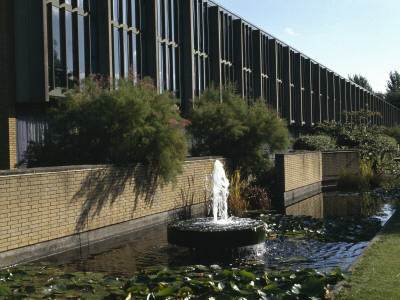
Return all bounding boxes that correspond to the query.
[334,206,400,299]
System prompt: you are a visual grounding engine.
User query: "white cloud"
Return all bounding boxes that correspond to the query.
[285,27,296,35]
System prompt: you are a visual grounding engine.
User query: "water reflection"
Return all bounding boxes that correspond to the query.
[38,191,397,278]
[286,192,388,219]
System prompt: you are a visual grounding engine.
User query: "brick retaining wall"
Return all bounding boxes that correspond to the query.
[276,151,359,205]
[0,157,220,267]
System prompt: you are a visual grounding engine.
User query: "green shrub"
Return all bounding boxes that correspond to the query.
[24,77,188,185]
[242,185,272,210]
[313,107,398,173]
[337,168,364,190]
[227,169,248,217]
[292,135,336,151]
[188,84,289,180]
[385,124,400,144]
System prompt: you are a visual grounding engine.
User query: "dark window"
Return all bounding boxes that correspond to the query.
[52,6,63,88]
[157,0,180,94]
[66,11,74,88]
[78,15,86,81]
[112,0,141,80]
[113,27,120,79]
[47,0,94,93]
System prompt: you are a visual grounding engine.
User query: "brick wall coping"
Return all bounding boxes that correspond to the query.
[283,150,359,156]
[0,156,224,177]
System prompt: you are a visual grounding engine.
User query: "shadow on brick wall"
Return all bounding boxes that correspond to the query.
[71,164,159,232]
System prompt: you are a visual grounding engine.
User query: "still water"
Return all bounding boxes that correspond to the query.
[40,190,397,278]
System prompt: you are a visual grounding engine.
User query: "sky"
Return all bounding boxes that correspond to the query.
[215,0,400,93]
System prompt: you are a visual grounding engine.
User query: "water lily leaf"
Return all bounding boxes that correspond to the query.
[178,286,193,297]
[291,283,301,294]
[238,270,255,282]
[6,270,31,280]
[218,282,226,291]
[331,268,344,278]
[132,275,151,285]
[60,273,76,279]
[299,277,324,297]
[215,292,232,300]
[103,278,124,287]
[0,287,9,296]
[127,285,149,294]
[195,265,210,271]
[263,284,280,291]
[156,285,178,296]
[51,283,68,292]
[230,281,240,292]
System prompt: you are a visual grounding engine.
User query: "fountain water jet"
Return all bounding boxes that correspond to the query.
[167,160,266,249]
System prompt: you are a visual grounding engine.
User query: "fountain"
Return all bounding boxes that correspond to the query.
[167,160,266,249]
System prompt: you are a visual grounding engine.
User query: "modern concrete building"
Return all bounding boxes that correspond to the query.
[1,0,399,170]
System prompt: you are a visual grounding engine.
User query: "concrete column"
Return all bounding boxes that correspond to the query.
[312,63,321,123]
[282,46,291,123]
[252,30,262,100]
[328,71,335,121]
[320,68,328,121]
[268,39,278,114]
[335,74,341,122]
[233,19,243,98]
[340,78,346,122]
[181,0,194,113]
[294,53,303,126]
[0,0,17,169]
[304,58,312,127]
[209,6,222,100]
[143,0,159,88]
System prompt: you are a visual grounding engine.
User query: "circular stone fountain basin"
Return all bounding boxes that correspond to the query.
[167,217,266,249]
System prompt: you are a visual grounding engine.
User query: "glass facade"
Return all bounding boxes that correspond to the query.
[43,0,398,127]
[111,0,140,80]
[47,0,93,91]
[219,9,234,87]
[192,0,210,98]
[157,0,181,95]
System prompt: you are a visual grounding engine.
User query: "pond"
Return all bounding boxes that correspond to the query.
[1,189,398,299]
[39,189,397,277]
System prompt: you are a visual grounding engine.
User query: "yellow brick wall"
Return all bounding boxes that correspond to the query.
[285,193,324,218]
[8,115,16,169]
[276,151,360,194]
[283,152,322,191]
[0,158,218,253]
[322,151,359,181]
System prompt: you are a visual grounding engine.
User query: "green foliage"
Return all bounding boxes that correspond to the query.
[385,70,400,108]
[337,169,364,190]
[24,77,188,184]
[227,169,248,217]
[313,107,397,172]
[242,185,272,210]
[292,135,336,151]
[0,263,345,300]
[385,123,400,144]
[348,73,373,92]
[188,84,289,180]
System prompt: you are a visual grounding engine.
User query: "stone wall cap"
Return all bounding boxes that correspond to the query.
[0,156,225,176]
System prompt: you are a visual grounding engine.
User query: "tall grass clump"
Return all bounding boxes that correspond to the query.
[227,169,248,217]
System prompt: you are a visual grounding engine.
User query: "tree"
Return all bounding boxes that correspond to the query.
[188,84,289,181]
[387,70,400,92]
[348,74,373,92]
[23,77,188,185]
[386,70,400,108]
[312,107,397,172]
